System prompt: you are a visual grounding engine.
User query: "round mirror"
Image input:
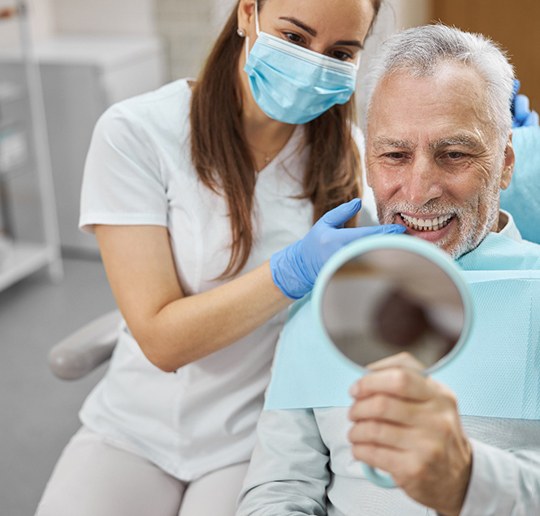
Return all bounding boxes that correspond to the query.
[312,235,473,488]
[315,235,472,373]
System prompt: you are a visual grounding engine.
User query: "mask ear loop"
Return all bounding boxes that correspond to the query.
[352,54,361,72]
[254,0,260,35]
[245,1,261,62]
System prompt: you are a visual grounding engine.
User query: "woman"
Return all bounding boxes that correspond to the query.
[34,1,449,515]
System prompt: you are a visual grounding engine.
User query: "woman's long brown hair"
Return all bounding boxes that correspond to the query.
[191,0,382,278]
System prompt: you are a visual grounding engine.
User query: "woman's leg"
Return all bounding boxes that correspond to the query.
[36,426,186,516]
[178,461,249,516]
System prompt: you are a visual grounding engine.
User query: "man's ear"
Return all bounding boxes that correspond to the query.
[500,134,515,191]
[237,0,257,36]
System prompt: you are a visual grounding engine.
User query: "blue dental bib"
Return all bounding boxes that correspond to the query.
[265,233,540,420]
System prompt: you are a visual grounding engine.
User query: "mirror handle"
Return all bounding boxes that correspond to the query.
[362,464,396,489]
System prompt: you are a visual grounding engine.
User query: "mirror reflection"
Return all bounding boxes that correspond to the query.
[321,248,465,370]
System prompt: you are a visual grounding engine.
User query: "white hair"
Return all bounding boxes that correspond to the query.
[363,24,515,146]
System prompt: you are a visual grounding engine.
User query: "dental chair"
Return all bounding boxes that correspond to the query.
[48,127,540,380]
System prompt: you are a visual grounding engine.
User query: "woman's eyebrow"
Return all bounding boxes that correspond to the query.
[335,39,363,49]
[278,16,363,49]
[279,16,317,36]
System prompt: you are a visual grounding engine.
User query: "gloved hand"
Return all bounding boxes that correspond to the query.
[270,199,406,299]
[512,79,539,128]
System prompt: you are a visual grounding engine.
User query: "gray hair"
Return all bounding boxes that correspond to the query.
[363,24,515,145]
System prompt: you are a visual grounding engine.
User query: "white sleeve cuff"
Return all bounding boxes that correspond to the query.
[460,439,517,516]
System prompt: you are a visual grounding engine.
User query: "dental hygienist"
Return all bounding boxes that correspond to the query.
[36,1,406,515]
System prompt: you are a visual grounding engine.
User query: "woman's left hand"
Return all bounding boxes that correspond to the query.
[348,353,472,516]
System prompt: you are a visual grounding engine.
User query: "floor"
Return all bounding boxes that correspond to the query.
[0,258,116,516]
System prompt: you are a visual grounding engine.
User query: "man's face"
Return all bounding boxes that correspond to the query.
[366,62,514,258]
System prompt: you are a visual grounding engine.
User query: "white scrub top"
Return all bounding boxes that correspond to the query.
[78,78,377,481]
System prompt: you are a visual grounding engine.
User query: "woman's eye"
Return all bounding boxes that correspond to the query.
[284,32,305,45]
[332,50,353,61]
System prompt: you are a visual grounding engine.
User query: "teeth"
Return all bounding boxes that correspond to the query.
[400,213,453,232]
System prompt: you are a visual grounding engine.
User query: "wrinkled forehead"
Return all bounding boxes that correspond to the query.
[366,62,497,148]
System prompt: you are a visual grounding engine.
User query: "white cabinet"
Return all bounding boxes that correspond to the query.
[0,2,63,291]
[0,35,166,255]
[39,36,166,254]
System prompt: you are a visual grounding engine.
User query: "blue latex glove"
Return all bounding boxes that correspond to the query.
[270,199,406,299]
[512,79,539,128]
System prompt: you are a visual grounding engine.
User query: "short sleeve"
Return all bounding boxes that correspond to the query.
[79,104,168,233]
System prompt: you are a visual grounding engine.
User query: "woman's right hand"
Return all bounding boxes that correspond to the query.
[270,199,406,299]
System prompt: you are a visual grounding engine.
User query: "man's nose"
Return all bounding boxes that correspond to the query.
[404,156,444,205]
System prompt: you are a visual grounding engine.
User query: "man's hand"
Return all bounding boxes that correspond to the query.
[348,353,472,516]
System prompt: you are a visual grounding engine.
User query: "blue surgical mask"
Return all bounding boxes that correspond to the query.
[243,4,359,125]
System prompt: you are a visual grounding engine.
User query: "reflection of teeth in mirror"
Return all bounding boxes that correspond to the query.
[401,213,453,232]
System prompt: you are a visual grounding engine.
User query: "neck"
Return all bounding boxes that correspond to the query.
[495,210,507,233]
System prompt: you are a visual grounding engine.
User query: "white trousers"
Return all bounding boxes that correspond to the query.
[36,426,249,516]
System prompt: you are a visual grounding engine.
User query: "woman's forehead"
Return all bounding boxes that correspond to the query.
[261,0,376,37]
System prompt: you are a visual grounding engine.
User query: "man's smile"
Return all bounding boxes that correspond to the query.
[396,212,457,243]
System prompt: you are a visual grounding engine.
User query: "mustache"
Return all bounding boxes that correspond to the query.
[380,200,466,219]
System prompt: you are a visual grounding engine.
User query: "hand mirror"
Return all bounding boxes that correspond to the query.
[312,234,473,488]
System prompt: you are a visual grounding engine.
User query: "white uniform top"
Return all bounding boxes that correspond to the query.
[78,78,377,481]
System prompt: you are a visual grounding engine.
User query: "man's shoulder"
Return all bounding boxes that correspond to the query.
[459,233,540,271]
[501,235,540,269]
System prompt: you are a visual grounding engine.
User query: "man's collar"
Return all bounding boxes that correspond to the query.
[498,209,522,242]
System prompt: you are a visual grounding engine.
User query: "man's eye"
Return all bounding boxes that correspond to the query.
[384,152,407,160]
[445,152,467,160]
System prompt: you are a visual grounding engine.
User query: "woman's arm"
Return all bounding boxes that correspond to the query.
[96,224,290,371]
[96,200,403,371]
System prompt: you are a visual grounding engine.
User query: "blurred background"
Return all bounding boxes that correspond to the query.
[0,0,537,514]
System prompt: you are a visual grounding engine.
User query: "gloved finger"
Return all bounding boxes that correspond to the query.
[321,198,362,227]
[335,224,406,246]
[513,94,531,123]
[524,110,539,127]
[378,224,407,234]
[512,78,521,102]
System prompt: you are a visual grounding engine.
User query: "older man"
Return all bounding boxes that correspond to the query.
[237,25,540,516]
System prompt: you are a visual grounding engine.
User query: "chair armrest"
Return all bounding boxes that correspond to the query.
[48,310,123,380]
